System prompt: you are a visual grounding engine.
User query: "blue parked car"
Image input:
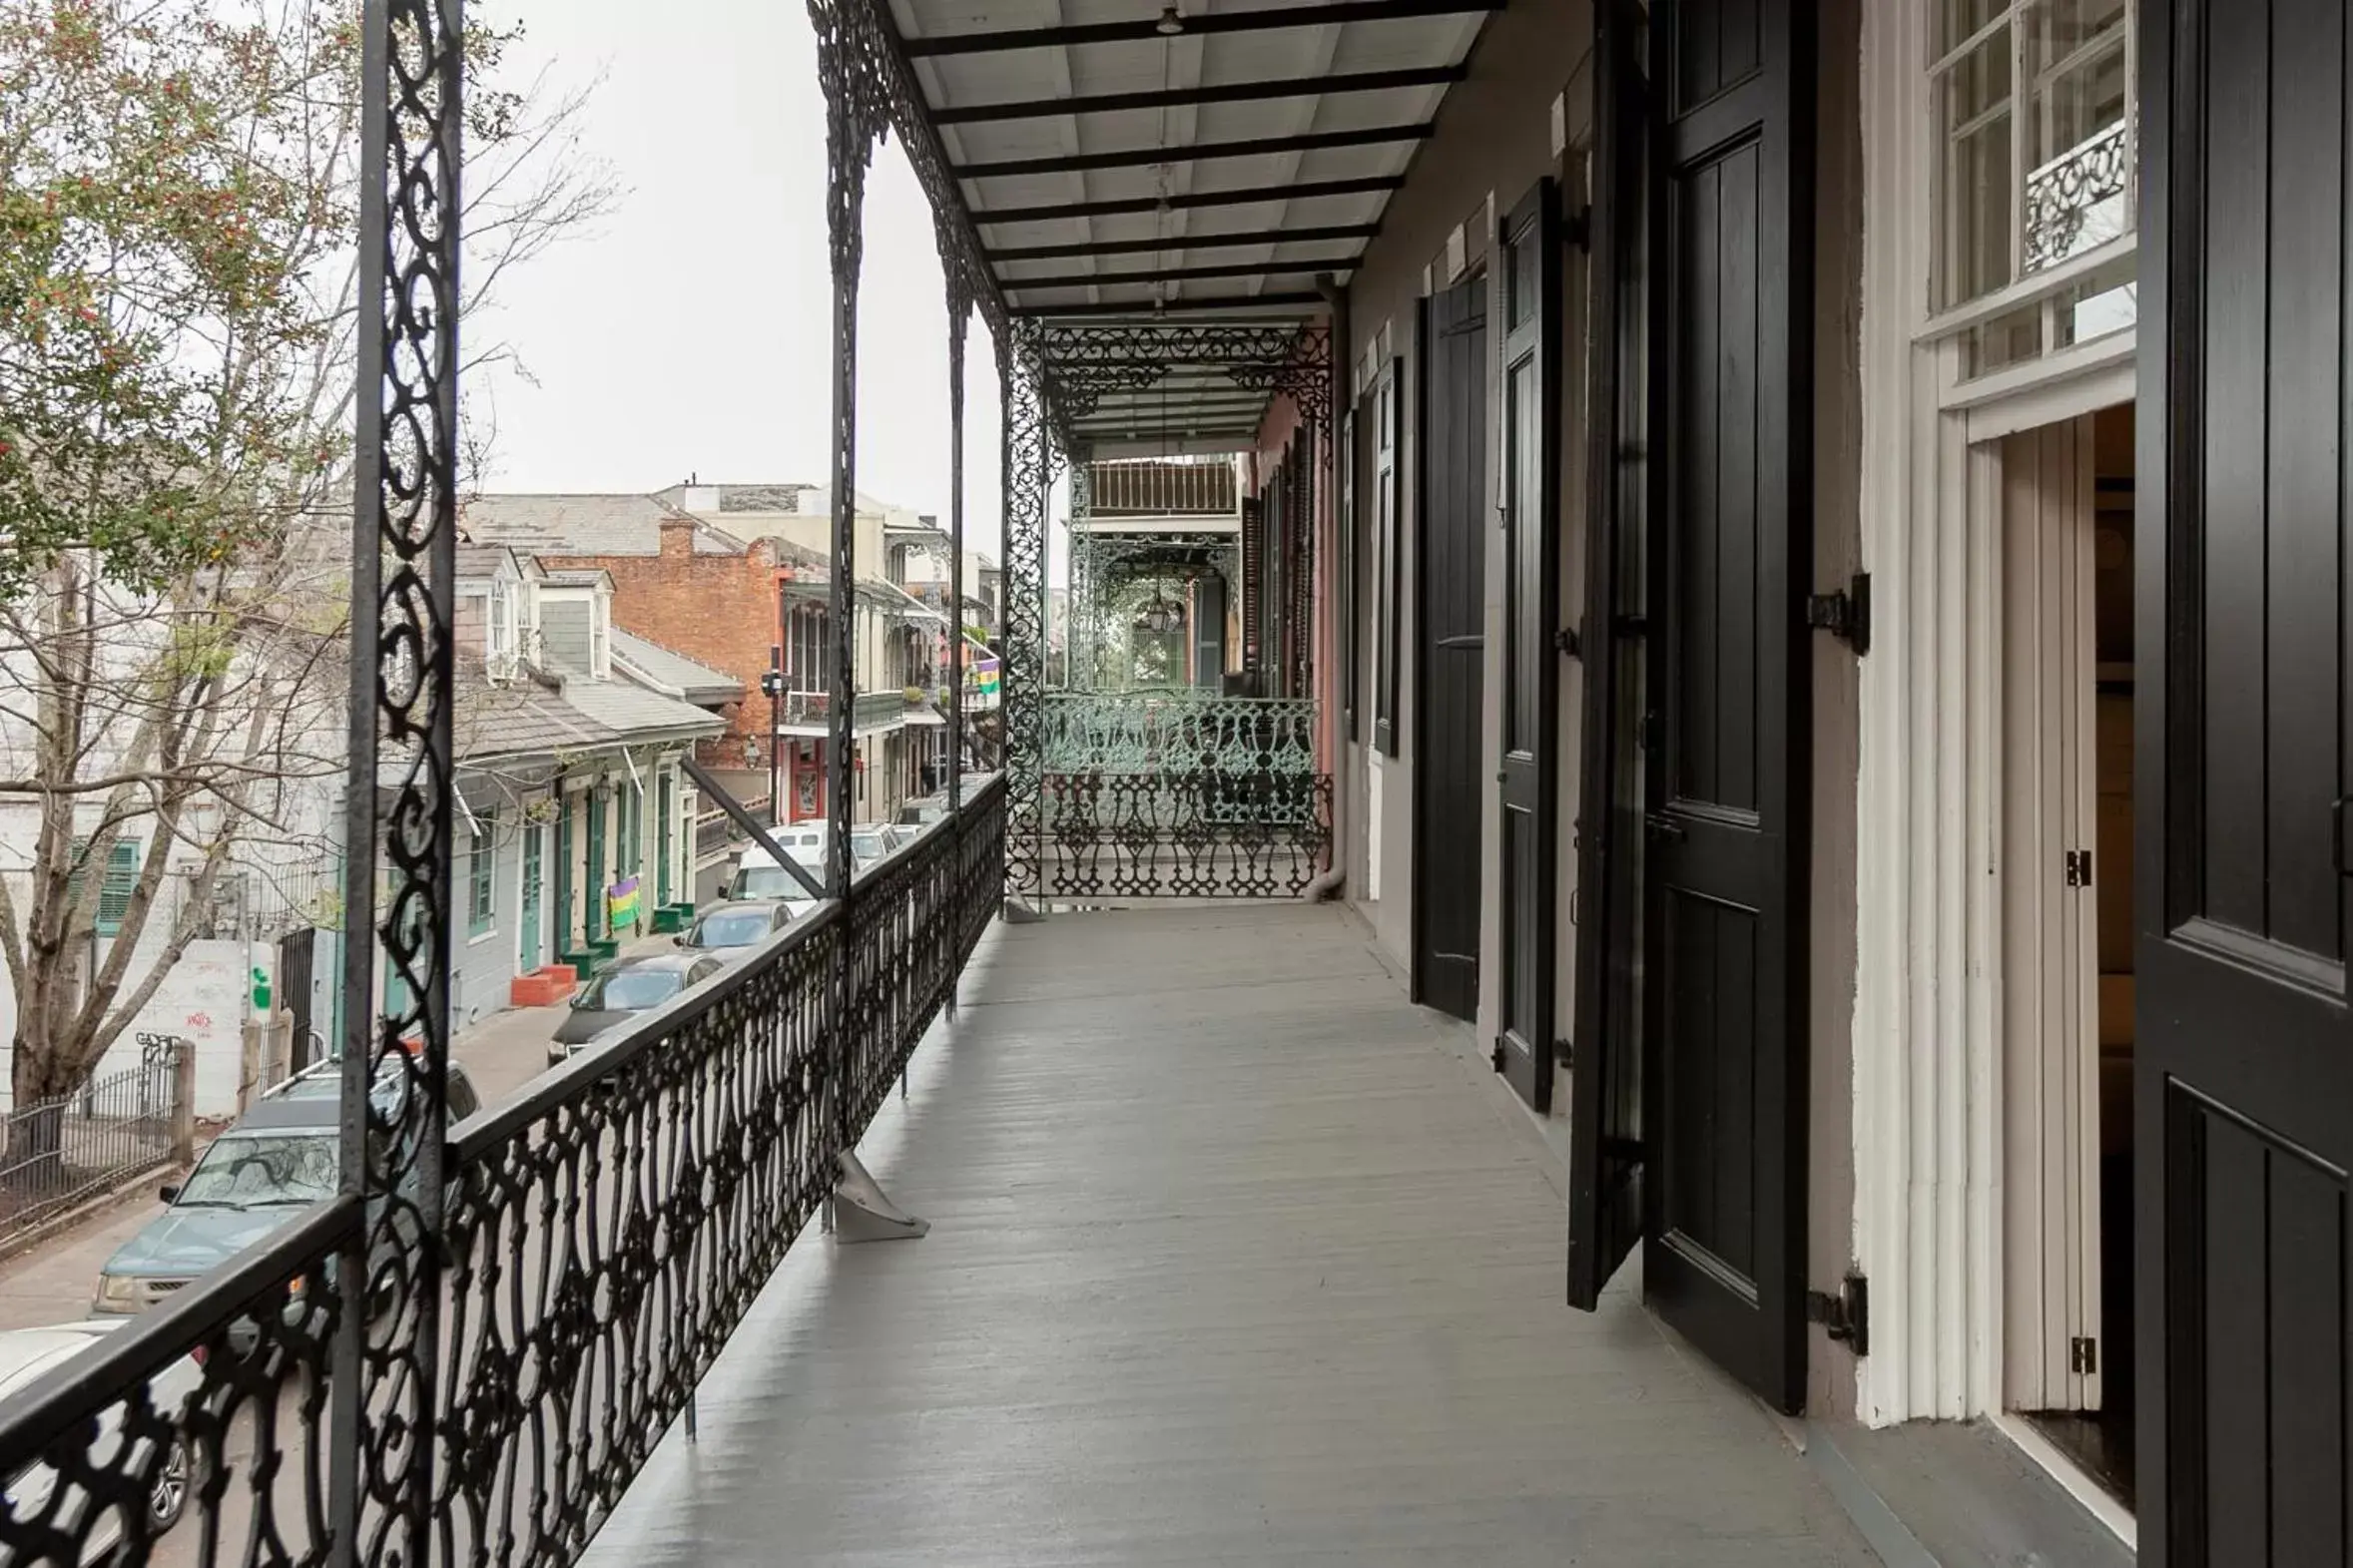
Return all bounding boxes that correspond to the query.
[91,1056,480,1318]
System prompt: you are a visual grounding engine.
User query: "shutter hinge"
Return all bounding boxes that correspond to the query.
[1556,1038,1574,1071]
[2070,1335,2098,1376]
[1806,1271,1870,1357]
[1555,623,1581,659]
[1565,205,1593,252]
[1806,572,1872,657]
[1491,1040,1508,1074]
[1640,711,1665,754]
[2064,848,2094,887]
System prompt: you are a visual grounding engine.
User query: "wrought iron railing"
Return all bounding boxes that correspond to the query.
[1041,692,1316,776]
[0,777,1006,1567]
[1040,772,1332,898]
[0,1036,190,1250]
[776,689,921,729]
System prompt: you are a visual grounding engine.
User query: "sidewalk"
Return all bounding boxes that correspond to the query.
[0,933,669,1334]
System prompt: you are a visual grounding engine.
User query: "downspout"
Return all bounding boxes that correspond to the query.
[1302,271,1350,903]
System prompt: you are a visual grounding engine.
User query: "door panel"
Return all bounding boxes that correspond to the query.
[1414,277,1488,1024]
[2000,419,2104,1415]
[520,822,545,972]
[2141,0,2353,1559]
[555,791,575,955]
[1568,0,1657,1309]
[1498,178,1565,1112]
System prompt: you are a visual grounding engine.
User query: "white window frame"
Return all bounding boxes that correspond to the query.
[1922,0,2139,403]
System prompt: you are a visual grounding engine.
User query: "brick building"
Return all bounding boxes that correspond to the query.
[462,488,947,828]
[460,494,821,776]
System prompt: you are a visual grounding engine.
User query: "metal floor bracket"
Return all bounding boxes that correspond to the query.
[833,1152,929,1243]
[1002,895,1048,924]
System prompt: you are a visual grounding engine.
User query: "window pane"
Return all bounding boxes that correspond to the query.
[1936,28,2015,309]
[2052,256,2137,348]
[1940,0,2009,54]
[1963,301,2044,379]
[2022,0,2130,271]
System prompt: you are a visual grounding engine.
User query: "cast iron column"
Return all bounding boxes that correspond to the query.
[945,279,968,811]
[998,324,1049,907]
[332,0,460,1558]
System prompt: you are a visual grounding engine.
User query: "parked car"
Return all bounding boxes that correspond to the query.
[721,859,823,905]
[547,952,724,1065]
[0,1319,202,1563]
[676,899,799,960]
[895,793,948,827]
[91,1057,481,1319]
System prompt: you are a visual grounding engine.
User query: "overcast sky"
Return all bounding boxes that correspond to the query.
[467,1,1016,566]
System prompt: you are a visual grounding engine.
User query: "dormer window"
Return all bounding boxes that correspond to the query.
[488,583,517,667]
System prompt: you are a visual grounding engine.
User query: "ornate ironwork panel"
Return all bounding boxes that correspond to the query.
[999,324,1051,898]
[431,778,1005,1565]
[1041,772,1333,899]
[1042,694,1316,777]
[2023,119,2132,273]
[1064,455,1094,693]
[331,0,467,1555]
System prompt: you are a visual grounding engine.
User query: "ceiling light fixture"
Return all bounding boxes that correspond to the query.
[1156,3,1184,35]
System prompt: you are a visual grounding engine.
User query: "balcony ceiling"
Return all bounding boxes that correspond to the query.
[886,0,1494,332]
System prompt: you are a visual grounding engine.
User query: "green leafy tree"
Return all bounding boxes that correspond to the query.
[0,0,615,1119]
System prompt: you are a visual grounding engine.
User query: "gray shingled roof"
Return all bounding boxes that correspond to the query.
[452,663,725,766]
[610,629,742,706]
[463,494,748,557]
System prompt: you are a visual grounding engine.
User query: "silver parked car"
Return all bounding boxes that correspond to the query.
[0,1318,202,1562]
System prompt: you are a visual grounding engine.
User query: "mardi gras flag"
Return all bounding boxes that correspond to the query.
[607,876,641,929]
[974,659,1000,697]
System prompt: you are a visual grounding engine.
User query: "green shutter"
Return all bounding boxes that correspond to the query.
[69,838,141,938]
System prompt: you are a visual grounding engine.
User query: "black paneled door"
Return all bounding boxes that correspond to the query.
[1414,277,1487,1024]
[2141,2,2353,1560]
[1567,0,1813,1419]
[1497,179,1565,1113]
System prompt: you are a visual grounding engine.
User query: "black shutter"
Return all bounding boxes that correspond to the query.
[1373,361,1403,757]
[1566,0,1653,1312]
[1495,175,1564,1112]
[2140,1,2353,1558]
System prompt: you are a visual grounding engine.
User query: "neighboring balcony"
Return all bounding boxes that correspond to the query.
[773,688,924,736]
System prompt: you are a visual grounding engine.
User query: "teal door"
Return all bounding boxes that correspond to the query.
[519,822,544,969]
[555,791,575,954]
[585,787,607,941]
[656,773,674,905]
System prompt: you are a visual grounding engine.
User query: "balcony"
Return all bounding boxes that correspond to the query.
[579,903,1871,1565]
[0,790,1875,1567]
[774,688,923,735]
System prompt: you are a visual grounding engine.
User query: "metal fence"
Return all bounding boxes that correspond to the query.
[1040,771,1333,898]
[1035,694,1330,898]
[0,777,1006,1567]
[0,1035,190,1249]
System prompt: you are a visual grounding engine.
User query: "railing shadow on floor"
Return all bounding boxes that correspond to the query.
[0,779,1006,1568]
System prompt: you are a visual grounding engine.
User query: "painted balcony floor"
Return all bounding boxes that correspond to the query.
[581,902,1875,1567]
